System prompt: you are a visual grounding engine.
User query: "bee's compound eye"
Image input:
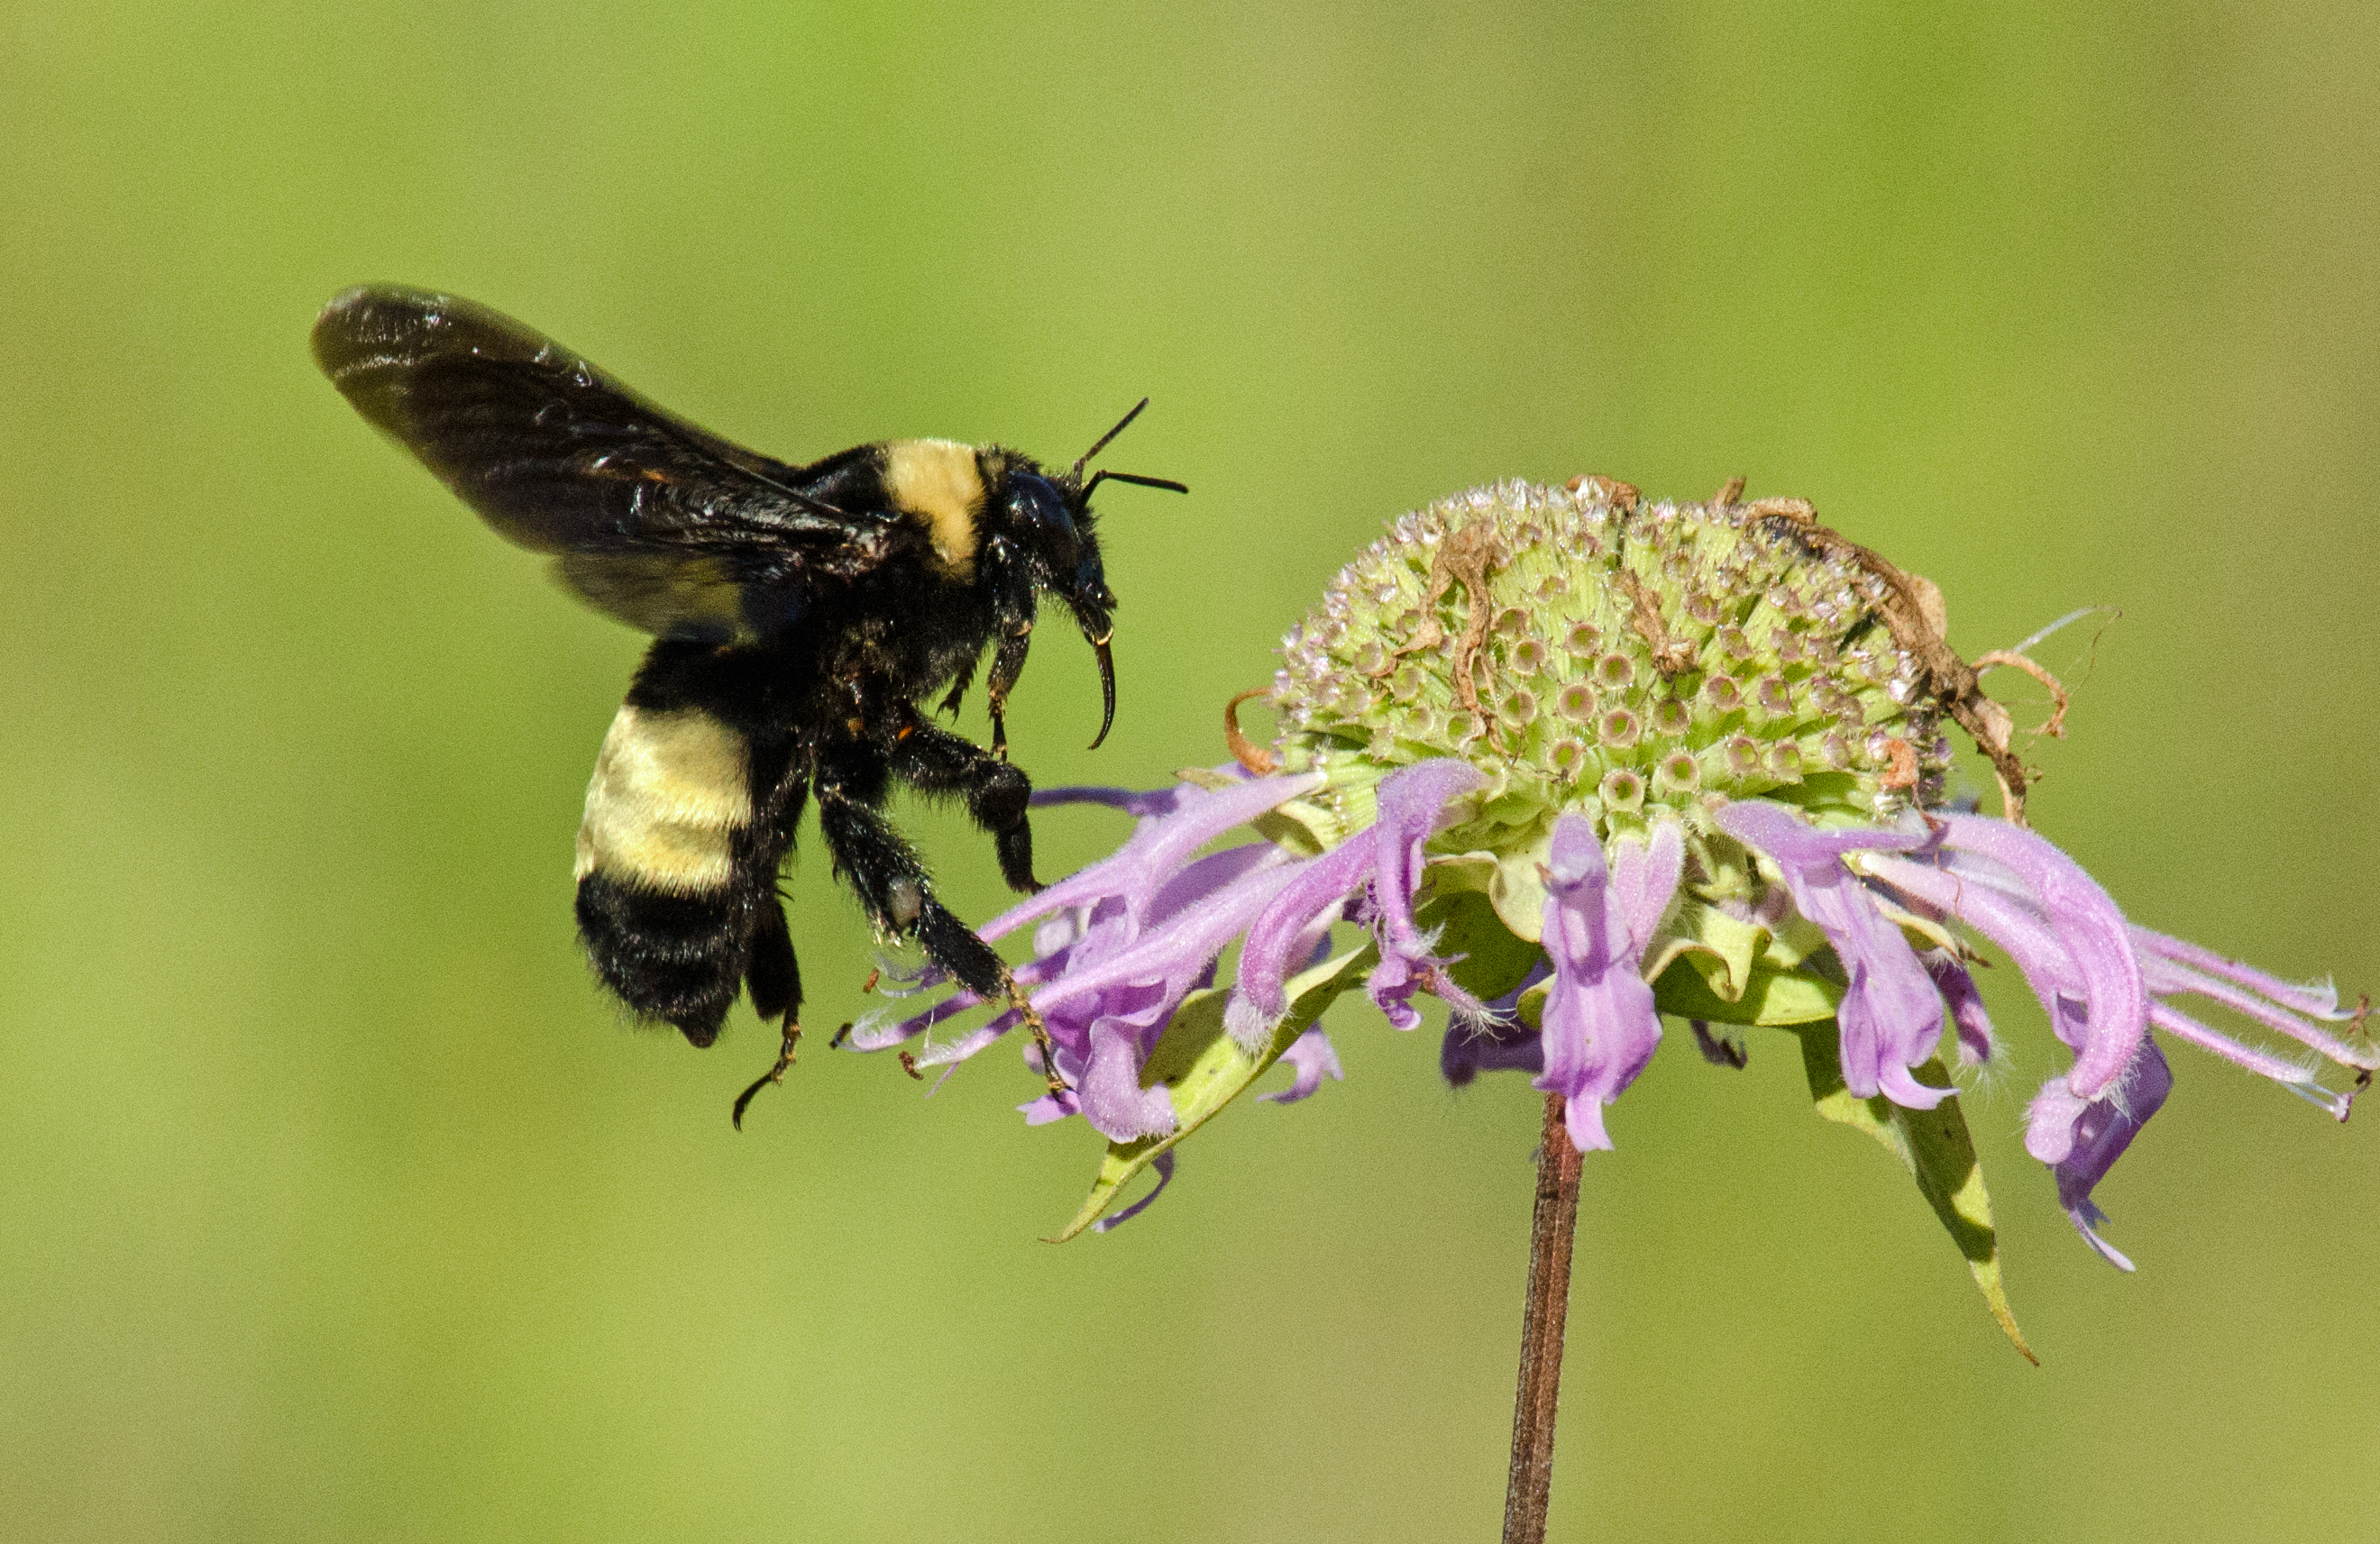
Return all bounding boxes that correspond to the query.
[1006,472,1079,553]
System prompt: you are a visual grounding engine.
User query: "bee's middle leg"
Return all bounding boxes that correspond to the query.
[815,752,1066,1093]
[881,717,1037,892]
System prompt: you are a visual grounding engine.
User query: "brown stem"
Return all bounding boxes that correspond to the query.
[1504,1092,1584,1544]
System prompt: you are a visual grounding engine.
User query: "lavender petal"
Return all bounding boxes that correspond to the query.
[1259,1027,1345,1104]
[1936,815,2144,1101]
[1533,813,1663,1151]
[1226,837,1376,1052]
[2052,1036,2175,1271]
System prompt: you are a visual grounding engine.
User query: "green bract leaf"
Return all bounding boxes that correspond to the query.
[1252,800,1334,856]
[1650,951,1842,1027]
[1644,900,1768,1000]
[1050,945,1376,1242]
[1421,844,1554,944]
[1790,1023,2036,1363]
[1423,851,1499,899]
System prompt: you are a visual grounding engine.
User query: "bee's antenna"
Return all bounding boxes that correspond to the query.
[1084,470,1189,498]
[1072,397,1152,480]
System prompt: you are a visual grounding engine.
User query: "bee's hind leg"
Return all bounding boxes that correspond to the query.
[730,897,804,1129]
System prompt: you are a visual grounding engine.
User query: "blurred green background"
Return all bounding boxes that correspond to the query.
[5,2,2375,1539]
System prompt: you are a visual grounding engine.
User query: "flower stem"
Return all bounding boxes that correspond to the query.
[1503,1092,1583,1544]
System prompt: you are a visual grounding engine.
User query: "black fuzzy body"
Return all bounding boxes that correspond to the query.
[314,284,1154,1065]
[572,587,1024,1048]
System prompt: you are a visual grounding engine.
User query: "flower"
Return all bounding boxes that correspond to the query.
[1847,811,2373,1268]
[847,478,2374,1270]
[843,772,1323,1144]
[1532,814,1677,1153]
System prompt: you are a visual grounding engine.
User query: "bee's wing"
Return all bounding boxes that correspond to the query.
[313,285,899,642]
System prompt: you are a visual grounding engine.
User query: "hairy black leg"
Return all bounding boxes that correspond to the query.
[884,717,1038,892]
[814,749,1068,1092]
[937,652,979,719]
[743,891,802,1023]
[728,750,809,1128]
[814,757,1000,991]
[983,626,1032,758]
[731,897,804,1129]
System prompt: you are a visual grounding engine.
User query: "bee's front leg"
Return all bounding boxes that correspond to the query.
[982,625,1031,758]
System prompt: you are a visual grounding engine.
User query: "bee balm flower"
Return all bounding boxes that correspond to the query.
[850,478,2373,1270]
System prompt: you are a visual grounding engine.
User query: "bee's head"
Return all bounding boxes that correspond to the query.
[980,404,1183,750]
[987,463,1114,746]
[998,466,1114,631]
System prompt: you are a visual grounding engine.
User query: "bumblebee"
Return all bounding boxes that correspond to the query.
[311,286,1184,1121]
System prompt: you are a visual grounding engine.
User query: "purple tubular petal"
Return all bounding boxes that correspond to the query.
[1717,803,1948,1109]
[1610,822,1687,954]
[2052,1037,2174,1272]
[1872,852,2113,1118]
[1226,837,1377,1052]
[842,992,984,1052]
[1873,1056,1955,1110]
[1409,966,1490,1024]
[1031,861,1299,1016]
[1562,1081,1616,1152]
[1442,1012,1545,1085]
[1874,814,2373,1179]
[1363,946,1432,1032]
[1020,1087,1079,1125]
[1369,759,1489,963]
[1533,813,1664,1152]
[1118,773,1324,907]
[1923,950,1996,1065]
[976,772,1324,945]
[2024,1078,2089,1164]
[1148,843,1289,928]
[869,778,1322,1144]
[1001,850,1302,1130]
[1093,1149,1176,1233]
[1935,816,2143,1100]
[1030,785,1188,817]
[1361,752,1485,1028]
[910,1009,1022,1069]
[1714,800,1931,865]
[1259,1027,1344,1104]
[2147,1001,2320,1087]
[2138,951,2379,1071]
[1077,1021,1177,1141]
[1865,857,2078,1010]
[2130,927,2348,1019]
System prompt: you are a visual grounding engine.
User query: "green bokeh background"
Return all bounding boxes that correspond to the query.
[5,4,2375,1539]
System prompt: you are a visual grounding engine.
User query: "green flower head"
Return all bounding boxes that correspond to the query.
[1269,476,1952,882]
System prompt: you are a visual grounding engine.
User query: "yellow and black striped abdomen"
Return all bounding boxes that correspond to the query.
[574,704,751,891]
[572,701,767,1047]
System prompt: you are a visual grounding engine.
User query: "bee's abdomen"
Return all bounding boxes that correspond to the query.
[572,702,757,1046]
[573,876,748,1045]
